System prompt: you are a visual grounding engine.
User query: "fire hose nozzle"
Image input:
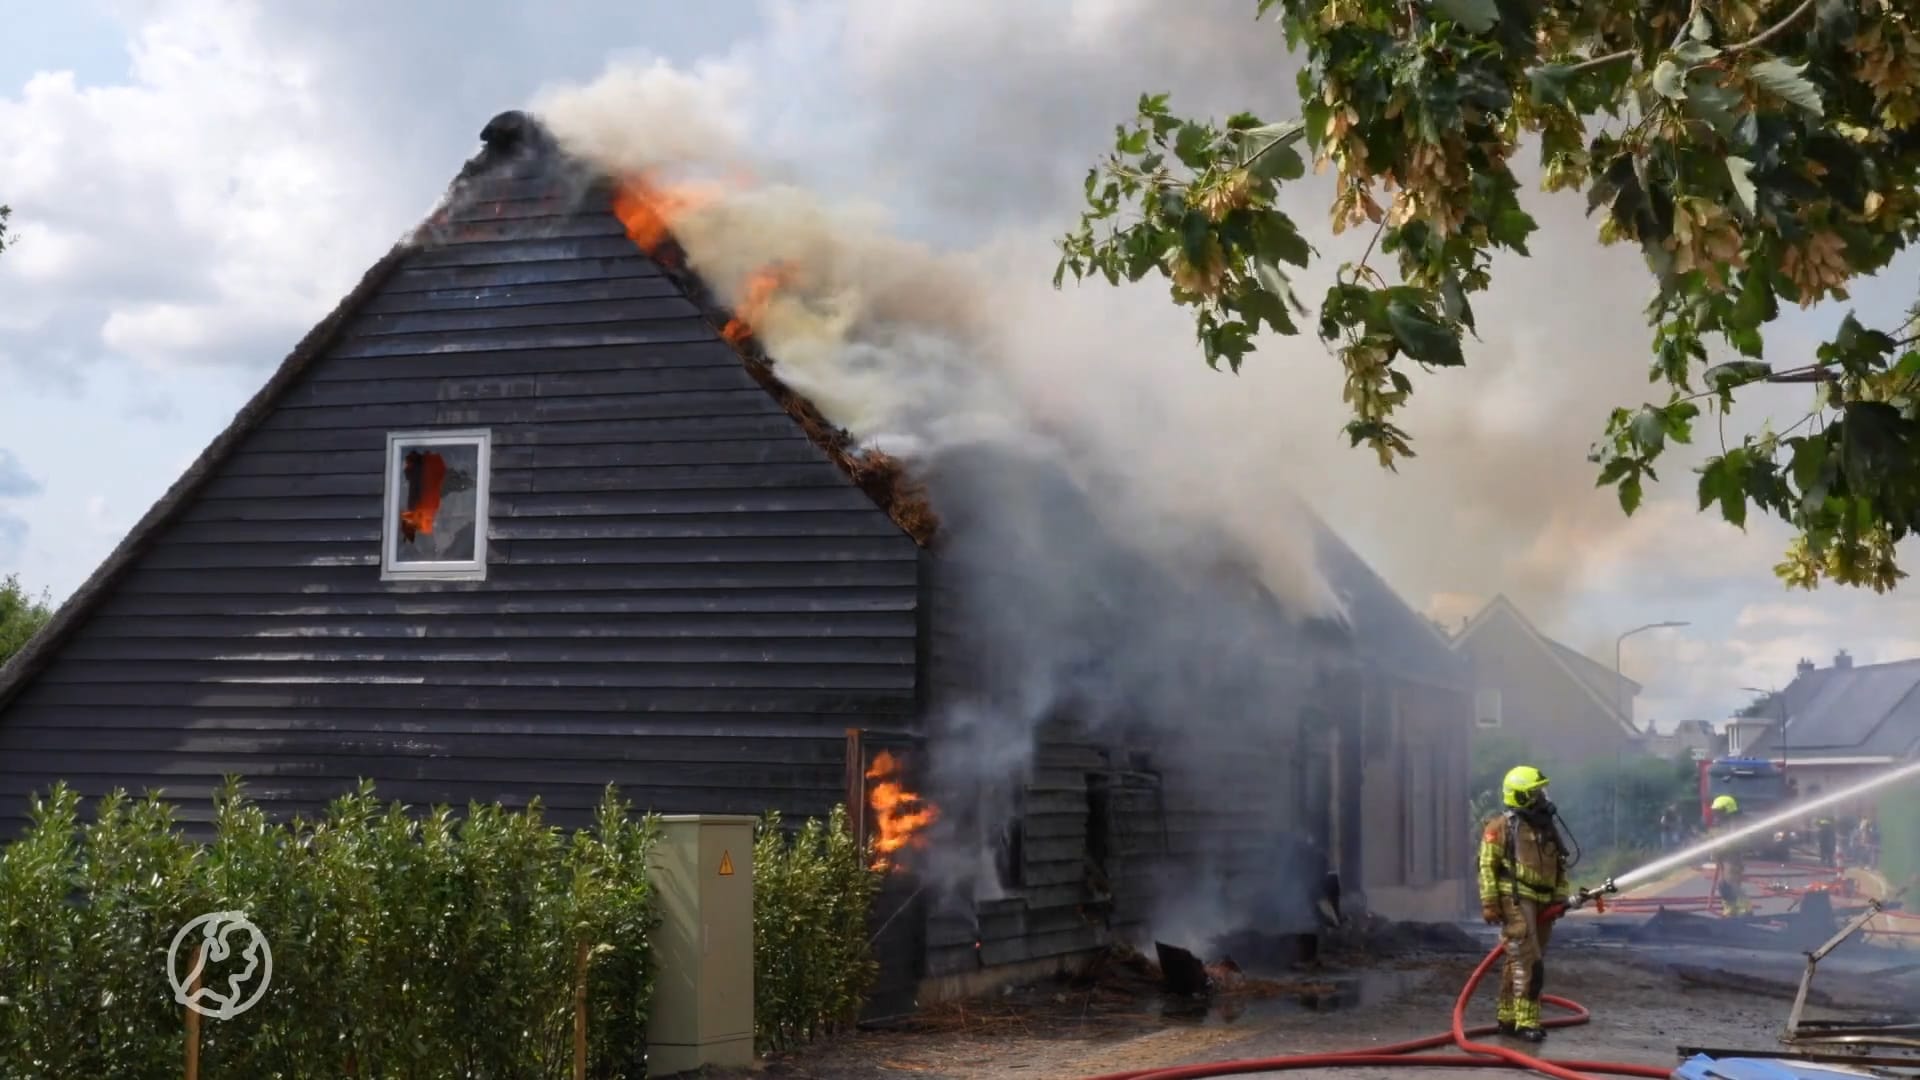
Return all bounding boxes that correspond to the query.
[1568,878,1619,911]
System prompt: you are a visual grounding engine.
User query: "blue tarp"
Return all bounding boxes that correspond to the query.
[1671,1053,1888,1078]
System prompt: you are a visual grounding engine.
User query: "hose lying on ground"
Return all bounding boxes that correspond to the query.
[1076,934,1672,1080]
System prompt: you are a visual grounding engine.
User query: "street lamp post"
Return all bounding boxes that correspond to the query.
[1739,686,1788,765]
[1613,620,1691,849]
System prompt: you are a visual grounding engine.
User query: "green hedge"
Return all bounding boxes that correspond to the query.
[752,807,880,1053]
[0,779,661,1080]
[1878,784,1920,891]
[2,783,888,1077]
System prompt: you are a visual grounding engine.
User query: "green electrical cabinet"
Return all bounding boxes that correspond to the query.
[647,814,757,1076]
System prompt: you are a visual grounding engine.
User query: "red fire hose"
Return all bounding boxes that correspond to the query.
[1077,905,1670,1080]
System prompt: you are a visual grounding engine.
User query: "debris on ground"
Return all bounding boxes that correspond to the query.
[737,948,1793,1080]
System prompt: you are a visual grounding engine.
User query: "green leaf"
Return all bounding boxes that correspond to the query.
[1703,360,1771,391]
[1254,257,1291,300]
[1239,287,1297,336]
[1728,262,1778,336]
[1619,472,1645,515]
[1661,400,1700,443]
[1652,61,1687,101]
[1840,401,1907,485]
[1260,220,1313,268]
[1597,456,1635,486]
[1117,127,1150,156]
[1789,435,1830,494]
[1434,0,1499,33]
[1631,408,1667,454]
[1173,122,1213,168]
[1683,74,1744,135]
[1697,451,1749,527]
[1747,58,1824,116]
[1672,41,1722,65]
[1386,297,1465,366]
[1489,207,1537,254]
[1243,121,1307,180]
[1528,64,1575,109]
[1724,157,1757,216]
[1301,98,1331,152]
[1440,271,1475,331]
[1727,325,1765,358]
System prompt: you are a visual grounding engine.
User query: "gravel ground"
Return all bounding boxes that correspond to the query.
[704,942,1800,1080]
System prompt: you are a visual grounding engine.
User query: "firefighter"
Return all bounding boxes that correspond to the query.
[1710,794,1751,917]
[1479,765,1570,1043]
[1815,814,1837,868]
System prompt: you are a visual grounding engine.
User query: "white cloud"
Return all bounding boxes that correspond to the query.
[0,450,40,498]
[1735,603,1838,630]
[0,0,414,375]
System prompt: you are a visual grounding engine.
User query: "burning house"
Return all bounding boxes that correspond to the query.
[0,112,1473,1010]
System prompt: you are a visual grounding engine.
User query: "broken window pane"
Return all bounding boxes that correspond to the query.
[388,437,485,570]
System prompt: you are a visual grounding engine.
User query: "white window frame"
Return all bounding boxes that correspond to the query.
[1474,688,1503,729]
[382,429,491,581]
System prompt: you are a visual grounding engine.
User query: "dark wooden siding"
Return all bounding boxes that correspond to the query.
[0,162,920,835]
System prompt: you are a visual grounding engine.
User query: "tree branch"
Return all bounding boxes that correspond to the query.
[1561,50,1636,76]
[1559,0,1812,80]
[1727,0,1818,53]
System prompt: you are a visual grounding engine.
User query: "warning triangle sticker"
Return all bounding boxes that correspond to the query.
[718,850,734,877]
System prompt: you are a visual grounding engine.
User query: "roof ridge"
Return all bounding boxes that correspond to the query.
[1453,594,1642,733]
[469,112,938,546]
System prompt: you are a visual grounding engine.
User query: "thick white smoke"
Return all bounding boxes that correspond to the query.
[533,66,1346,621]
[533,61,1347,931]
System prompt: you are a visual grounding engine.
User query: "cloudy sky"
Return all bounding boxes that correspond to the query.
[2,0,1916,731]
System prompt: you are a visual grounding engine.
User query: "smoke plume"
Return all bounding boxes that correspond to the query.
[525,0,1678,938]
[534,65,1354,937]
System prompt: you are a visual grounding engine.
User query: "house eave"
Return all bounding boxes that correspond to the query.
[0,240,418,716]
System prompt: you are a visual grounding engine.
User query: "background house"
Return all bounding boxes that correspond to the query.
[1449,595,1643,766]
[1642,719,1725,762]
[0,112,1473,1011]
[1739,650,1920,817]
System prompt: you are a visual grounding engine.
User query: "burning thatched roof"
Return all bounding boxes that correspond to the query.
[0,109,1460,718]
[0,109,933,713]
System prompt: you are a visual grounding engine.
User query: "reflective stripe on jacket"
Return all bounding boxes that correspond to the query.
[1478,811,1569,906]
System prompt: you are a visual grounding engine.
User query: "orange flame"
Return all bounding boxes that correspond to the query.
[611,171,794,344]
[866,750,938,872]
[610,173,720,262]
[722,262,796,345]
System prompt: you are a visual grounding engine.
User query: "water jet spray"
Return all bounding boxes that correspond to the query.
[1608,757,1920,893]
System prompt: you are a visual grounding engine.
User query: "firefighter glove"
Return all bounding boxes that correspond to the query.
[1482,901,1502,925]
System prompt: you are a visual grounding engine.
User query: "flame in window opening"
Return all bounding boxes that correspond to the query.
[610,172,794,348]
[866,750,938,873]
[400,450,447,542]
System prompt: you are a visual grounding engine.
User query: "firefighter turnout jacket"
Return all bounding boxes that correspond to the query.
[1478,809,1570,1034]
[1479,810,1570,908]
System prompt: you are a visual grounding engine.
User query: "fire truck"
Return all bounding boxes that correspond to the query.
[1698,755,1797,860]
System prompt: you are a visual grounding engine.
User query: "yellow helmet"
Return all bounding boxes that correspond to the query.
[1712,795,1739,815]
[1502,765,1550,810]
